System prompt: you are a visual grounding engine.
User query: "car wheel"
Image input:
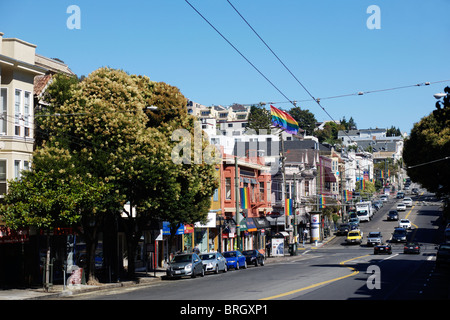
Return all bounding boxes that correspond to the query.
[254,260,258,267]
[223,264,227,273]
[260,258,265,266]
[236,262,239,269]
[243,261,247,269]
[201,268,205,277]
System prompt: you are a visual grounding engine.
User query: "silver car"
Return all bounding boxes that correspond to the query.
[166,253,205,278]
[199,252,228,274]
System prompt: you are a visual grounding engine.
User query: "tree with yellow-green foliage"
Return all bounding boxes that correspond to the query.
[1,68,218,282]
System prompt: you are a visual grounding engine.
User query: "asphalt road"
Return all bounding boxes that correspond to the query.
[59,191,449,302]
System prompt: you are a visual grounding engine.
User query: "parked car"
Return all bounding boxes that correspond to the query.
[391,227,407,243]
[242,250,265,267]
[199,252,228,274]
[223,250,247,270]
[337,223,351,236]
[404,242,421,254]
[346,230,363,245]
[367,232,383,246]
[396,203,406,211]
[380,195,388,202]
[387,210,399,221]
[403,197,413,207]
[374,243,392,255]
[435,243,450,267]
[166,253,205,278]
[398,219,412,230]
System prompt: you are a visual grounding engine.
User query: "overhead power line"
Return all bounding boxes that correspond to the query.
[406,156,450,169]
[184,0,297,108]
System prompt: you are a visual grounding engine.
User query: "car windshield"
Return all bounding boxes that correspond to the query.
[171,255,192,263]
[394,229,406,235]
[242,250,255,255]
[348,232,359,236]
[400,220,409,223]
[223,252,237,258]
[369,233,380,237]
[389,211,397,214]
[199,254,216,260]
[439,245,450,251]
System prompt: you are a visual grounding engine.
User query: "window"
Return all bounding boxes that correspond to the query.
[14,160,21,179]
[213,188,219,202]
[225,178,232,200]
[0,160,6,195]
[0,88,6,135]
[15,89,21,136]
[305,181,310,196]
[259,182,265,202]
[24,91,31,137]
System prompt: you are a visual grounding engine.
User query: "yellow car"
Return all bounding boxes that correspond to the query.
[346,230,363,245]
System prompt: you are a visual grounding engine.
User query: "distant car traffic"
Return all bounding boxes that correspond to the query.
[223,250,247,270]
[403,197,413,207]
[396,203,406,211]
[166,253,205,278]
[404,242,421,254]
[391,228,408,243]
[199,252,228,274]
[337,223,351,236]
[436,243,450,267]
[380,195,388,202]
[346,230,363,245]
[367,232,383,246]
[396,192,405,199]
[242,250,265,267]
[387,210,399,221]
[374,243,392,255]
[398,219,412,230]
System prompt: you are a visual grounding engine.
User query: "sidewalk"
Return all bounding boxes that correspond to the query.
[0,237,335,300]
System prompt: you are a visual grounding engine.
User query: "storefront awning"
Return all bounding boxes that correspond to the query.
[253,216,271,229]
[241,218,257,232]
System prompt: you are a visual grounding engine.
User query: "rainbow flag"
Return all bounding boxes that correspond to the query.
[344,190,352,202]
[360,179,365,190]
[285,198,293,216]
[240,187,250,209]
[270,105,299,135]
[319,195,325,208]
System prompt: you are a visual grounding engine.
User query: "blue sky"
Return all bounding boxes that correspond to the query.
[1,0,449,134]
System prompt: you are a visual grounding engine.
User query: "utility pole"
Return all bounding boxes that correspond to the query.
[235,156,240,251]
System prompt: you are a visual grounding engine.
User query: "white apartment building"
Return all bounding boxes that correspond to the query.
[0,32,46,198]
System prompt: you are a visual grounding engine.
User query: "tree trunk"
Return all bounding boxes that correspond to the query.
[44,232,51,292]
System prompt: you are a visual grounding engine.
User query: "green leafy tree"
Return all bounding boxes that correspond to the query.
[0,146,111,287]
[246,105,271,133]
[289,107,317,135]
[403,86,450,206]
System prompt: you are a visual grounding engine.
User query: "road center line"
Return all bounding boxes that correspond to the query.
[260,254,370,300]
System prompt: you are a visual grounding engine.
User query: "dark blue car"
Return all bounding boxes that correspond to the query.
[223,250,247,270]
